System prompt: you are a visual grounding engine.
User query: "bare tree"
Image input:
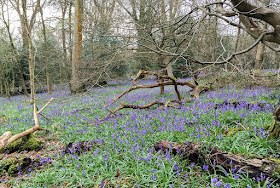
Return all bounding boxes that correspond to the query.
[9,0,42,96]
[0,0,30,96]
[21,0,40,103]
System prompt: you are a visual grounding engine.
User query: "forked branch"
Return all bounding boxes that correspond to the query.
[0,98,54,151]
[107,70,197,107]
[102,70,209,123]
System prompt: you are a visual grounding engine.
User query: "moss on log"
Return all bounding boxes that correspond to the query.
[1,133,44,153]
[226,127,244,137]
[269,105,280,139]
[0,157,32,175]
[154,140,280,183]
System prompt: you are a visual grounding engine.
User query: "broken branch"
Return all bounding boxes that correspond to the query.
[107,80,195,107]
[102,101,165,121]
[37,98,53,115]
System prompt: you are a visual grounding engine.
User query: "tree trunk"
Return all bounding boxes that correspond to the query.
[0,82,3,96]
[255,21,267,70]
[71,0,84,93]
[158,55,166,94]
[11,67,15,95]
[255,42,265,70]
[68,1,73,86]
[275,52,279,69]
[0,66,3,96]
[1,2,29,96]
[166,63,174,78]
[60,0,68,83]
[22,0,37,103]
[61,1,67,66]
[27,35,35,103]
[4,79,10,98]
[19,0,31,96]
[17,61,29,96]
[39,6,52,94]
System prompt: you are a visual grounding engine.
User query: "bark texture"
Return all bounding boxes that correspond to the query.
[230,0,280,44]
[71,0,84,93]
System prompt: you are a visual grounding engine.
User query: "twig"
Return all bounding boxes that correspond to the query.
[38,113,51,120]
[233,121,248,130]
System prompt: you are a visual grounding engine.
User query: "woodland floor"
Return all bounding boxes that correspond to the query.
[0,79,280,187]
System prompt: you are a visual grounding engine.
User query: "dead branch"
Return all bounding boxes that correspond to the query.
[191,85,210,98]
[268,104,280,138]
[0,98,53,151]
[107,76,196,107]
[154,140,280,183]
[133,70,176,84]
[173,80,181,102]
[36,98,53,115]
[107,81,195,107]
[102,101,165,121]
[103,70,209,123]
[38,112,51,120]
[193,30,273,65]
[133,70,181,102]
[233,122,248,130]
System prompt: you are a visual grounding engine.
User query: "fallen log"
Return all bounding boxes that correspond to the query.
[268,105,280,139]
[154,140,280,183]
[191,85,209,98]
[214,101,269,110]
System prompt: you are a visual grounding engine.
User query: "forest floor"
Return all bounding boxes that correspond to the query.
[0,79,280,187]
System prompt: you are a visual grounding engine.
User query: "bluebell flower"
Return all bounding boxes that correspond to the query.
[152,174,157,181]
[213,177,218,183]
[203,165,208,171]
[224,184,230,188]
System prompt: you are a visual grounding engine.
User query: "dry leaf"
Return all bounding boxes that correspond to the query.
[115,169,120,177]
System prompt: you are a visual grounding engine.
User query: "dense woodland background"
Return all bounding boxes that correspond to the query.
[0,0,279,98]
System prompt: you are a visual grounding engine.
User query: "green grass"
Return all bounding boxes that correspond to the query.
[0,85,280,187]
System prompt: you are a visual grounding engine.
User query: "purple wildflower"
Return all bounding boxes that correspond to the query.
[203,165,208,171]
[224,184,230,188]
